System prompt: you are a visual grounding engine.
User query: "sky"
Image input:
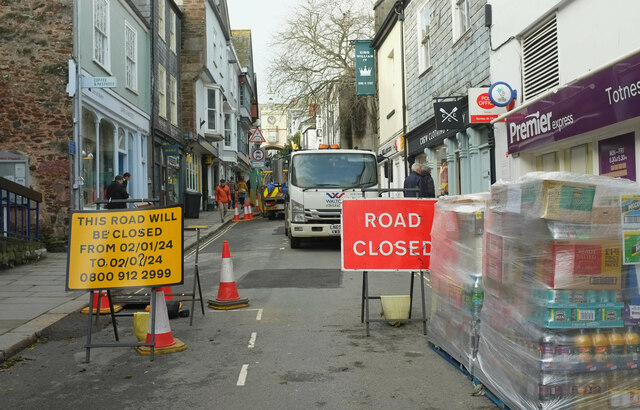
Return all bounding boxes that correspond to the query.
[227,0,303,102]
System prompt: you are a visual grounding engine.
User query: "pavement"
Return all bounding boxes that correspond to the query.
[0,205,251,363]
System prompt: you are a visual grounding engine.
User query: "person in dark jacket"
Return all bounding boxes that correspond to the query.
[421,166,436,198]
[404,163,428,197]
[105,175,129,209]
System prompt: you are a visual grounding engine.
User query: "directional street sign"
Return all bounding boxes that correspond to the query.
[249,128,266,143]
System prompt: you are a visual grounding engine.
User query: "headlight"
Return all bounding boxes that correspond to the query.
[292,200,305,222]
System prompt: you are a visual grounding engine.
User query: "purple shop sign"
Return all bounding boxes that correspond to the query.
[506,51,640,154]
[598,132,636,181]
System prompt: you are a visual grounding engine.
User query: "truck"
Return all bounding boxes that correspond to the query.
[284,147,379,248]
[259,158,286,220]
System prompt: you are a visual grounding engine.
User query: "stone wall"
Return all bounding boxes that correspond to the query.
[0,0,74,250]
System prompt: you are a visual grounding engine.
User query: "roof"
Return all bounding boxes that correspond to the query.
[231,30,252,68]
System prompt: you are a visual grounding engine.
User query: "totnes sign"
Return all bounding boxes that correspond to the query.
[506,50,640,154]
[341,199,437,271]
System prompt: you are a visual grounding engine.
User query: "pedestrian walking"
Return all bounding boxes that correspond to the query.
[228,176,237,209]
[105,174,129,209]
[215,179,231,222]
[403,163,429,198]
[122,172,131,192]
[421,165,436,198]
[236,176,248,206]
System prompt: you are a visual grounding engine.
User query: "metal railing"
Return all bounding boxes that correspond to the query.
[94,198,160,210]
[0,177,42,241]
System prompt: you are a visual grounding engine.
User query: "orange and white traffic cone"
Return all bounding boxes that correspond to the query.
[81,290,123,314]
[136,289,187,355]
[232,202,240,222]
[242,202,249,220]
[208,241,249,310]
[145,286,180,311]
[245,201,254,220]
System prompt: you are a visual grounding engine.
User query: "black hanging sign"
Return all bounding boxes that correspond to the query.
[434,100,464,130]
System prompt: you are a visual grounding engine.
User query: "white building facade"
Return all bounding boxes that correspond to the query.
[490,0,640,182]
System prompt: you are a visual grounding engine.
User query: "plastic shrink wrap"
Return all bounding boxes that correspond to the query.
[476,172,640,410]
[428,193,489,372]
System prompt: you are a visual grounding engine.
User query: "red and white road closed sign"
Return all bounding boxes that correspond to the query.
[341,198,437,271]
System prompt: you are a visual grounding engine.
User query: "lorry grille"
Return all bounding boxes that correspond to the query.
[304,208,340,222]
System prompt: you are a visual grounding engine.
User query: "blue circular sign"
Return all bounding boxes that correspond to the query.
[488,82,515,107]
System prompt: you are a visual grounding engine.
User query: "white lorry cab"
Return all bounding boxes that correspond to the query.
[284,147,379,248]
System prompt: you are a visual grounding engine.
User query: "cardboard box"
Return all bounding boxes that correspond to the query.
[540,240,622,289]
[540,180,596,223]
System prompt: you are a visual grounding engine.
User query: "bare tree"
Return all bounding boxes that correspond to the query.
[268,0,378,150]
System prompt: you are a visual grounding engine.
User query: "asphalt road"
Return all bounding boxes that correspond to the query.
[0,218,496,409]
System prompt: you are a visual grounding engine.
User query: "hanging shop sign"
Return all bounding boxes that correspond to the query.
[434,100,465,130]
[355,40,375,95]
[488,82,517,107]
[469,88,508,123]
[506,50,640,154]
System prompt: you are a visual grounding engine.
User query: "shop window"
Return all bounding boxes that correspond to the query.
[186,153,200,192]
[536,151,559,171]
[568,143,591,174]
[224,114,232,146]
[93,0,110,70]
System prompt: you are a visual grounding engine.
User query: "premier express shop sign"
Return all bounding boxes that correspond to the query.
[341,199,437,271]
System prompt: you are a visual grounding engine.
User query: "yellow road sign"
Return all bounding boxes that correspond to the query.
[66,206,184,290]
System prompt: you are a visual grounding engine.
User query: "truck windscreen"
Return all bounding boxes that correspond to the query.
[290,153,378,189]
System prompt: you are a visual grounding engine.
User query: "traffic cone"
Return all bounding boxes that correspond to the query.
[81,290,123,314]
[245,201,254,220]
[136,289,187,355]
[242,202,249,220]
[208,241,249,310]
[232,202,240,222]
[145,286,180,311]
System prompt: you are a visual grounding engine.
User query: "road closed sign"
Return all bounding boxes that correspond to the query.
[341,199,437,271]
[66,206,184,290]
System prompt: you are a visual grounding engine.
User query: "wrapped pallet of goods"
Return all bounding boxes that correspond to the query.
[476,172,640,410]
[428,193,489,372]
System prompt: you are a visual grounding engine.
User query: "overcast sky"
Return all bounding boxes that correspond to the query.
[228,0,302,102]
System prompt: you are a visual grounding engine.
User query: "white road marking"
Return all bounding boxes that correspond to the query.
[256,309,263,321]
[237,364,249,386]
[248,332,257,348]
[184,224,235,260]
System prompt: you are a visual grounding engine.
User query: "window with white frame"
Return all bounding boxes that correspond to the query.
[207,88,217,131]
[170,76,178,126]
[418,2,431,73]
[158,0,166,42]
[224,114,232,146]
[452,0,470,42]
[239,83,245,106]
[158,64,167,118]
[125,22,137,91]
[186,153,199,191]
[93,0,110,69]
[169,10,176,53]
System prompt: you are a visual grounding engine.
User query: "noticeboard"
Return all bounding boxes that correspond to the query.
[341,198,437,271]
[66,205,184,290]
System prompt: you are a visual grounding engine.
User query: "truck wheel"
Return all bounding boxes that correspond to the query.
[290,236,301,249]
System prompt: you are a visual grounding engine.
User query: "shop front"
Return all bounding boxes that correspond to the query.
[377,136,405,197]
[496,50,640,181]
[80,86,150,209]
